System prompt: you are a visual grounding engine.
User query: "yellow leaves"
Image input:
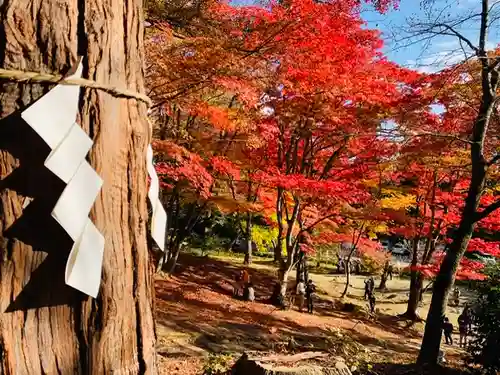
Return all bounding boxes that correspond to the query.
[380,192,416,210]
[370,223,388,234]
[252,225,279,251]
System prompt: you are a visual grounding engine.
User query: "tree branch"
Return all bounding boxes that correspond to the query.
[475,198,500,222]
[428,23,478,53]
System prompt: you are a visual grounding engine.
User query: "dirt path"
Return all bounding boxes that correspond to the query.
[156,254,468,374]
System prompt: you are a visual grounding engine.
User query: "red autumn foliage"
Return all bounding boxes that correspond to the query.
[145,0,499,286]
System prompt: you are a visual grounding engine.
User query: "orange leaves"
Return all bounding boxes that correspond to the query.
[207,195,261,214]
[194,103,234,131]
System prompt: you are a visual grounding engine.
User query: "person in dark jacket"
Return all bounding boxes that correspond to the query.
[364,277,374,299]
[368,292,376,314]
[458,311,472,348]
[443,317,454,345]
[306,279,316,314]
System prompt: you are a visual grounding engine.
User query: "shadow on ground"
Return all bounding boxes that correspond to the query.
[358,362,471,375]
[155,253,425,361]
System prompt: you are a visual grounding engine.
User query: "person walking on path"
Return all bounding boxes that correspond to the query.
[306,279,316,314]
[368,292,376,314]
[452,287,460,306]
[364,277,375,299]
[458,310,472,348]
[443,317,454,345]
[296,278,306,312]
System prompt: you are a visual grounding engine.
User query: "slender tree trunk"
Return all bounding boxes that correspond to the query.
[303,254,309,283]
[403,272,423,320]
[156,252,167,273]
[295,254,302,284]
[341,263,351,298]
[274,188,284,263]
[243,212,252,265]
[378,268,388,291]
[401,238,422,319]
[0,0,156,373]
[166,243,181,275]
[341,247,357,298]
[275,196,300,299]
[341,227,364,298]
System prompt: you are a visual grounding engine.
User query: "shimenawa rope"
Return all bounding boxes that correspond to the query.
[0,68,152,107]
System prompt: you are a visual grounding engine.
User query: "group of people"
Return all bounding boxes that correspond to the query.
[241,272,317,314]
[442,304,474,348]
[336,255,362,275]
[295,278,316,313]
[233,269,255,302]
[364,276,377,313]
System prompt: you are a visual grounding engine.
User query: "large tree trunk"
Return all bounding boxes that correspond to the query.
[417,223,474,365]
[0,1,156,373]
[418,95,491,366]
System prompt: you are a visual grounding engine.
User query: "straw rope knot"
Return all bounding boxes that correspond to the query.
[0,68,152,107]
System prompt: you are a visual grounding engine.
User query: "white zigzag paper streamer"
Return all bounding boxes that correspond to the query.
[146,145,167,251]
[21,60,104,298]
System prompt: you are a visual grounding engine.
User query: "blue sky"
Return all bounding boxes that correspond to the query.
[362,0,500,72]
[231,0,500,72]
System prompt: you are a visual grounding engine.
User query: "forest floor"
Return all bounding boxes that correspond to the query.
[155,253,473,375]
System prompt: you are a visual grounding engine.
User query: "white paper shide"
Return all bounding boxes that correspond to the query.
[21,61,104,298]
[147,145,167,251]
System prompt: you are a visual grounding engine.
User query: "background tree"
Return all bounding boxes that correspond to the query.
[145,0,408,286]
[0,0,156,373]
[394,0,500,364]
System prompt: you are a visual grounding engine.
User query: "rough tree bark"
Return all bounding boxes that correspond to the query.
[0,0,156,373]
